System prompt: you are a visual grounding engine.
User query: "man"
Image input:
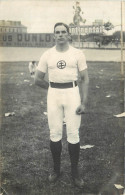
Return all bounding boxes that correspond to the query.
[34,22,89,188]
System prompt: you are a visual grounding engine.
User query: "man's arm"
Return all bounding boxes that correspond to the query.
[34,70,49,89]
[76,69,89,115]
[79,69,89,106]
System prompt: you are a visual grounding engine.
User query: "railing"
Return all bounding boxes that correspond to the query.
[72,41,125,49]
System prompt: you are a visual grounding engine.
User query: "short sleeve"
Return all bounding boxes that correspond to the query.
[37,51,48,73]
[77,51,87,72]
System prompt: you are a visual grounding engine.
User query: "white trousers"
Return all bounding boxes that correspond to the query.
[47,86,81,144]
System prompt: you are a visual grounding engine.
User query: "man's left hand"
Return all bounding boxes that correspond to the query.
[76,105,86,115]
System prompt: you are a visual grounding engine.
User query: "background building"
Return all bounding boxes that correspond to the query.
[0,20,27,33]
[92,19,104,26]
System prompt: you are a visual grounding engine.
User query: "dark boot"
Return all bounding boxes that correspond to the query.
[68,142,84,188]
[49,140,62,182]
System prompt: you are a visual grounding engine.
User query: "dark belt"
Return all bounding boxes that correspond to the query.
[50,81,77,88]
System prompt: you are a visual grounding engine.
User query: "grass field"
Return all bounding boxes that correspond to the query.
[0,61,124,195]
[0,47,123,62]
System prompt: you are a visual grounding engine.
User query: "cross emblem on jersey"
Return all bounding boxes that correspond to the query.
[57,60,66,69]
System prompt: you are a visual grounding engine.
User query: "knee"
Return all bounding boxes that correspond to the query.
[50,129,62,142]
[67,130,80,144]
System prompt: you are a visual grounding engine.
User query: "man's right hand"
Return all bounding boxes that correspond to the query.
[76,104,85,115]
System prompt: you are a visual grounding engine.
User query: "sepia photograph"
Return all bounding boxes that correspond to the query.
[0,0,125,194]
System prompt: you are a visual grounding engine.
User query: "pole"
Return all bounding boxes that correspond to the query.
[78,26,80,49]
[120,0,124,76]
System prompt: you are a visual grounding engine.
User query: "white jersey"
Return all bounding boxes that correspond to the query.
[29,62,37,74]
[37,45,87,83]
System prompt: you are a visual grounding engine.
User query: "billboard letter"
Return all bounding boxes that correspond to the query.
[32,35,37,42]
[8,35,12,41]
[18,34,22,42]
[46,34,50,42]
[39,34,44,42]
[25,34,30,42]
[3,35,7,41]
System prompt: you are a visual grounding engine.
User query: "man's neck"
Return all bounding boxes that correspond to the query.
[56,43,69,52]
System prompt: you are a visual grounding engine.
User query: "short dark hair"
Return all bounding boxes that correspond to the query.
[54,22,69,34]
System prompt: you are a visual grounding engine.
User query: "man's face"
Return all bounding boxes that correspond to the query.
[54,25,69,45]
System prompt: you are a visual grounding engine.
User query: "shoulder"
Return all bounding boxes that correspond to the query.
[69,46,85,57]
[40,46,55,57]
[45,46,55,53]
[69,46,84,54]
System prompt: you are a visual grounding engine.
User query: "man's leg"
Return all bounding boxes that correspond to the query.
[68,140,84,188]
[49,140,62,182]
[47,88,63,182]
[64,86,84,188]
[68,142,80,178]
